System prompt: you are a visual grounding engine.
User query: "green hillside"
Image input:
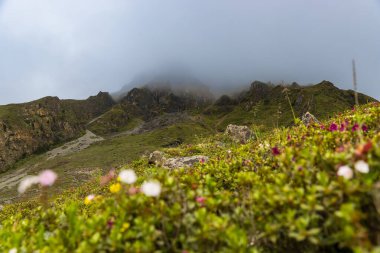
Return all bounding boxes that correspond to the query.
[0,92,115,172]
[0,102,379,252]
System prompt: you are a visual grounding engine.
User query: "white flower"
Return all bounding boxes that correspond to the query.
[44,231,53,240]
[9,248,17,253]
[354,160,369,174]
[141,181,161,197]
[18,176,39,194]
[337,165,353,179]
[118,169,137,184]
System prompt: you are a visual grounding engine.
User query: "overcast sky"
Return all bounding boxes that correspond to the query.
[0,0,379,105]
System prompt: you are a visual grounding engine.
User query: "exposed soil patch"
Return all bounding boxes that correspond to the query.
[47,130,104,159]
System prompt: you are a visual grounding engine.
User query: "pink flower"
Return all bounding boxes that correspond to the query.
[196,196,206,205]
[38,170,57,186]
[339,123,346,132]
[362,124,368,132]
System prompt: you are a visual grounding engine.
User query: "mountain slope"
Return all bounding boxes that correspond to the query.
[0,102,379,252]
[0,92,115,172]
[204,80,375,131]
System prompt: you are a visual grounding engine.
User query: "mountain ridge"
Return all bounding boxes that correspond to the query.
[0,81,377,174]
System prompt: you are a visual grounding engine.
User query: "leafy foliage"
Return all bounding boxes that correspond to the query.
[1,103,380,252]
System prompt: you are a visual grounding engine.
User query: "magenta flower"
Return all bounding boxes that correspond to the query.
[107,219,115,229]
[272,147,281,156]
[362,124,368,132]
[352,123,360,131]
[38,170,57,187]
[339,123,346,132]
[329,123,338,132]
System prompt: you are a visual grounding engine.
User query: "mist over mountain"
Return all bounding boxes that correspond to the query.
[0,0,379,105]
[113,64,214,102]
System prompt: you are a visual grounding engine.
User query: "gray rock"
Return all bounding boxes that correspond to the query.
[163,155,209,169]
[302,112,320,126]
[148,151,166,165]
[225,124,252,143]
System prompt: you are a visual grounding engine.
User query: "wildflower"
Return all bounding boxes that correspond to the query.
[141,181,161,197]
[355,141,373,157]
[18,176,39,194]
[271,147,281,156]
[200,158,205,164]
[118,169,137,184]
[339,123,346,132]
[109,183,121,193]
[329,123,338,132]
[84,194,96,205]
[354,160,369,174]
[362,124,368,132]
[9,249,17,253]
[337,166,353,179]
[18,169,58,194]
[107,218,115,229]
[121,222,130,232]
[100,169,116,186]
[38,170,57,187]
[196,196,206,205]
[352,123,360,131]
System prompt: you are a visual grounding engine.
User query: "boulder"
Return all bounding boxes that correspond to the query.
[163,155,209,169]
[302,112,320,126]
[148,151,166,166]
[225,124,252,144]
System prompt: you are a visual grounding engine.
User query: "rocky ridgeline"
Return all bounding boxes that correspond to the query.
[0,92,115,172]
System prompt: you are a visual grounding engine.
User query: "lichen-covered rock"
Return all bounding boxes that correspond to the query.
[148,151,166,166]
[163,155,209,169]
[225,124,252,144]
[302,112,320,126]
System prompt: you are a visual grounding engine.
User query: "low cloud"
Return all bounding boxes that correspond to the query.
[0,0,379,105]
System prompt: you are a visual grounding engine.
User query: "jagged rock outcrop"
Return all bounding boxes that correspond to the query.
[0,92,115,172]
[225,124,252,144]
[120,85,213,119]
